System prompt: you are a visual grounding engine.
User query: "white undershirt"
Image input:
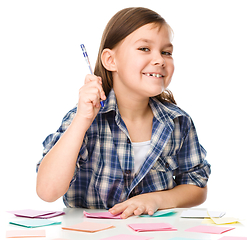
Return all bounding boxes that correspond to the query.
[132,140,151,173]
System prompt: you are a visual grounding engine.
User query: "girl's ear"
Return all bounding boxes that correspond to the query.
[101,49,117,71]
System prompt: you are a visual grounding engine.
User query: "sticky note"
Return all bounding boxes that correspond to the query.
[7,209,65,218]
[168,238,201,240]
[9,219,61,228]
[83,211,122,219]
[36,211,65,219]
[62,221,115,233]
[100,234,153,240]
[8,209,54,218]
[185,225,235,234]
[52,239,70,240]
[6,229,46,238]
[210,217,240,225]
[128,222,177,232]
[140,209,176,217]
[218,237,247,240]
[180,209,225,218]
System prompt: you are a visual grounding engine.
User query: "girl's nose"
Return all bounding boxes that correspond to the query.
[151,52,166,67]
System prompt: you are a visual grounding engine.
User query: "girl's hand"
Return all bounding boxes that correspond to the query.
[76,74,106,124]
[109,192,162,219]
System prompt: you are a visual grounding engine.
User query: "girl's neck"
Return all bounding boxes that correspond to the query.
[114,89,153,142]
[114,88,151,121]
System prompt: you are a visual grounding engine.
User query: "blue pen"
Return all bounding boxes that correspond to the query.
[80,44,104,108]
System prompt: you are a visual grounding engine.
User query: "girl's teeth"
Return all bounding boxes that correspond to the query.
[146,73,163,77]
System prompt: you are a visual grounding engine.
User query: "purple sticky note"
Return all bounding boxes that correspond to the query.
[35,211,65,219]
[8,209,65,219]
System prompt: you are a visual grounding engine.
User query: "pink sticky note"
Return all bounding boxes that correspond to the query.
[128,222,177,232]
[218,237,247,240]
[6,229,46,238]
[100,234,153,240]
[83,211,122,219]
[185,225,235,234]
[62,221,115,233]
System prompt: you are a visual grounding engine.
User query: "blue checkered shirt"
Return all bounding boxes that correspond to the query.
[37,90,211,209]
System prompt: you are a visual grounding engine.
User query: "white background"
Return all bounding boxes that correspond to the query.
[1,0,246,216]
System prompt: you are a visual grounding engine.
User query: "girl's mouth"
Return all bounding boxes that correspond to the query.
[143,73,164,78]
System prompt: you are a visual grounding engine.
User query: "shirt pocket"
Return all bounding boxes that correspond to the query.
[151,155,179,173]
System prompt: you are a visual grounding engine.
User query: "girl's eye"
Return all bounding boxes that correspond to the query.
[162,51,172,56]
[138,47,150,52]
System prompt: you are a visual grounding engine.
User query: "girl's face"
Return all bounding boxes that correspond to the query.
[112,23,174,100]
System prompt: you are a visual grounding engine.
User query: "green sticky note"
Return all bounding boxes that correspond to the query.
[139,209,176,218]
[9,219,61,228]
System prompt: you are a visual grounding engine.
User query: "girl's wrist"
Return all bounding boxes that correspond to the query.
[71,113,91,135]
[155,190,177,210]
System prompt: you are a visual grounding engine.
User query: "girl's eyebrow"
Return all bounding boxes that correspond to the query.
[135,38,173,49]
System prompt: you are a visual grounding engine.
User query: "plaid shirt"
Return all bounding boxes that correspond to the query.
[37,90,211,209]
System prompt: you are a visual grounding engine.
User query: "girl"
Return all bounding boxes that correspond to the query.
[36,7,211,219]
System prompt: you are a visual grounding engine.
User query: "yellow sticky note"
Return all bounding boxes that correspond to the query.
[210,217,239,225]
[202,218,215,224]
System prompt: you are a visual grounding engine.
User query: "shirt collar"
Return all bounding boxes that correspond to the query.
[98,89,188,123]
[98,89,118,114]
[149,97,188,125]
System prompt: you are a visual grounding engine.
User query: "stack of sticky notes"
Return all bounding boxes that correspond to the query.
[180,209,226,218]
[62,221,115,233]
[100,234,153,240]
[6,229,46,238]
[128,222,177,232]
[8,209,65,219]
[185,225,235,234]
[9,218,61,228]
[6,209,64,238]
[83,211,122,219]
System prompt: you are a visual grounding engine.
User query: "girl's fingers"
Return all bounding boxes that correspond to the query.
[83,74,106,102]
[84,74,102,84]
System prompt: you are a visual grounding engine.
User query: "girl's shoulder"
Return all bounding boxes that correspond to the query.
[150,97,191,121]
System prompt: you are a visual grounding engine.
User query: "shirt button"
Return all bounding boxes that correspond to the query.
[125,170,131,175]
[165,162,169,168]
[127,138,131,144]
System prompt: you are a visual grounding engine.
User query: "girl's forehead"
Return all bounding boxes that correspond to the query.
[120,23,171,47]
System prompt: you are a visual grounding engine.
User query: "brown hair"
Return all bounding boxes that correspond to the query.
[94,7,176,104]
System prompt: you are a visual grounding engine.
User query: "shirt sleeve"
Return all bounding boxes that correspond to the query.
[174,117,211,187]
[36,107,77,172]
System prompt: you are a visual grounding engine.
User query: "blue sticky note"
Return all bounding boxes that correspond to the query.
[9,219,61,228]
[139,209,176,218]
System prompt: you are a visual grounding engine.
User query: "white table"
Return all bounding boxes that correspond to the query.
[2,208,247,239]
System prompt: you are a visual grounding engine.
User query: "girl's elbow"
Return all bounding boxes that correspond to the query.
[36,183,60,203]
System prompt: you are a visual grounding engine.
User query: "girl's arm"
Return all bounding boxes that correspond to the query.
[109,184,207,219]
[36,75,106,202]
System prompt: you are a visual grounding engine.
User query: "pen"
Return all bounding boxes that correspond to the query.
[80,44,104,108]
